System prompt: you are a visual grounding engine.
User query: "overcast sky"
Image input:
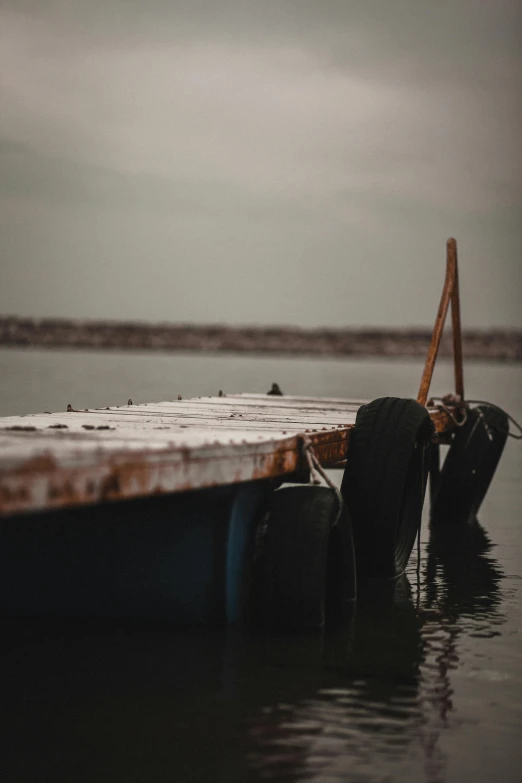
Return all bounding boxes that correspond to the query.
[1,0,521,328]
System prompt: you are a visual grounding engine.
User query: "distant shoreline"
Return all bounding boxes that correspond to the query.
[1,316,520,362]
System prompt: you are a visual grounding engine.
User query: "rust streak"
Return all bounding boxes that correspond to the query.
[99,472,121,500]
[12,454,58,475]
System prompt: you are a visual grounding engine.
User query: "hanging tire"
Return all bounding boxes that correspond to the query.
[253,485,356,630]
[341,397,434,580]
[431,404,508,526]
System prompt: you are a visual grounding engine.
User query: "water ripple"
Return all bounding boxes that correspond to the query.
[246,513,520,783]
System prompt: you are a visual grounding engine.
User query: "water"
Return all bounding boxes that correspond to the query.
[1,348,521,782]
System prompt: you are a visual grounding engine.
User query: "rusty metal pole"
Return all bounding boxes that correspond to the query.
[449,238,464,400]
[417,240,456,407]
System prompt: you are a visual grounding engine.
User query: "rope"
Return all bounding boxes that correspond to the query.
[428,393,468,428]
[465,399,522,440]
[300,435,338,490]
[300,434,344,520]
[416,444,426,583]
[429,396,522,440]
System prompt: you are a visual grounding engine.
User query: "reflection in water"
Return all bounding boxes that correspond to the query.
[416,519,504,783]
[425,517,504,625]
[0,519,508,783]
[245,580,423,782]
[246,518,505,783]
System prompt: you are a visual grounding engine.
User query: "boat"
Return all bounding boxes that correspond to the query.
[0,239,512,627]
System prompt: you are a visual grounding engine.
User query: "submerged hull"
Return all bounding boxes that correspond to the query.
[0,481,271,624]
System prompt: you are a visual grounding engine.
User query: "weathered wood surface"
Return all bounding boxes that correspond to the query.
[0,395,359,517]
[0,394,453,517]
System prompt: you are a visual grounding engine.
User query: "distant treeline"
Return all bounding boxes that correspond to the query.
[0,316,520,362]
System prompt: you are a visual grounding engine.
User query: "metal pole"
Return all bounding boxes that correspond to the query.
[417,240,456,407]
[449,238,465,400]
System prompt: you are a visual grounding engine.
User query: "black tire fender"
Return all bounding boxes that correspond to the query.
[431,404,508,525]
[254,485,356,630]
[341,397,434,580]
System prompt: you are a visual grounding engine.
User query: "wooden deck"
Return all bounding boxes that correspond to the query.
[0,394,453,517]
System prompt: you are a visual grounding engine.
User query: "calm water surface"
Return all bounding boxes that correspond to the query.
[1,348,521,782]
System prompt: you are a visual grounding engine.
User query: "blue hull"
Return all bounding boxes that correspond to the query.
[0,482,272,625]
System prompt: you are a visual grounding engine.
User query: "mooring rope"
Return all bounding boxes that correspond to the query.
[429,394,468,427]
[300,434,337,489]
[465,400,522,440]
[300,434,344,519]
[429,396,522,440]
[416,444,427,584]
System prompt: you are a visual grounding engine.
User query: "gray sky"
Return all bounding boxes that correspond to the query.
[1,0,521,328]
